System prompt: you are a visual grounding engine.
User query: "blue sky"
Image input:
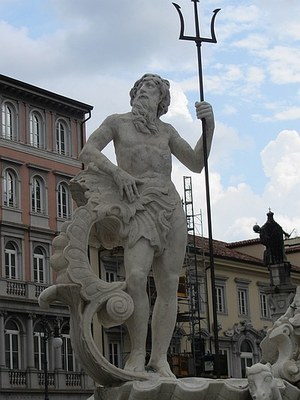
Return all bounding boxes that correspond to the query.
[1,0,299,242]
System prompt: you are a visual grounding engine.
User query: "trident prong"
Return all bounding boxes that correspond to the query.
[173,1,220,101]
[173,2,221,43]
[172,0,221,378]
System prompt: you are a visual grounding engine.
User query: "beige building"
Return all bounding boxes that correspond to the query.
[178,234,300,378]
[91,234,300,379]
[0,74,94,399]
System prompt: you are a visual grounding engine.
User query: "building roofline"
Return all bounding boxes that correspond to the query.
[188,234,263,266]
[0,74,93,114]
[189,234,300,272]
[227,238,261,248]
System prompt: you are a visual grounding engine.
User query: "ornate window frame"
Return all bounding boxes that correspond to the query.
[29,109,45,148]
[57,181,72,220]
[31,175,47,214]
[55,118,71,156]
[1,100,18,141]
[3,167,19,208]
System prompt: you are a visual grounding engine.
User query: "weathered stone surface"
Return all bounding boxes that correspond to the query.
[40,73,215,385]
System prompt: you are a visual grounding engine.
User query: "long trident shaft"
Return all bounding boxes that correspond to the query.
[173,0,221,378]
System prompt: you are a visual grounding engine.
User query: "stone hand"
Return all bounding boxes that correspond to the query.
[113,168,143,203]
[195,101,215,132]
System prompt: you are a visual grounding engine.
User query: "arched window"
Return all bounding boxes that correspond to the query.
[3,168,18,207]
[5,320,21,369]
[31,176,46,214]
[57,182,71,219]
[2,102,16,140]
[56,119,70,155]
[33,321,47,370]
[30,111,44,148]
[5,241,18,279]
[61,325,76,371]
[240,340,253,378]
[33,246,46,283]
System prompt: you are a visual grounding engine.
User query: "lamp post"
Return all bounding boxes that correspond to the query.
[42,317,63,400]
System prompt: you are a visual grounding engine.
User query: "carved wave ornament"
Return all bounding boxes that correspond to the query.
[38,190,151,386]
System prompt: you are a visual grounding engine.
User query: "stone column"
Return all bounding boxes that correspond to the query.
[26,314,35,369]
[0,312,6,367]
[54,342,63,370]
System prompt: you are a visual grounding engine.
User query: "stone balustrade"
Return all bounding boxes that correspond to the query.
[0,278,49,300]
[0,368,92,392]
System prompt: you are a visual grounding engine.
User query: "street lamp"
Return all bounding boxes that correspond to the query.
[42,317,63,400]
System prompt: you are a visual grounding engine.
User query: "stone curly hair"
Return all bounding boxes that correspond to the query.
[129,73,171,117]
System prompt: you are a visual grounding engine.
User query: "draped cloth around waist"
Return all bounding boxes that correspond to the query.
[70,165,181,256]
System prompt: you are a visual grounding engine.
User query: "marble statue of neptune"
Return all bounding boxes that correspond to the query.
[77,73,215,377]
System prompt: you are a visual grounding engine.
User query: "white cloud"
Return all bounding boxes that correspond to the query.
[246,66,265,85]
[273,107,300,121]
[218,4,261,41]
[262,130,300,190]
[208,63,264,98]
[233,34,269,52]
[221,104,237,116]
[253,103,300,123]
[170,128,300,242]
[166,82,193,121]
[210,121,253,169]
[264,46,300,84]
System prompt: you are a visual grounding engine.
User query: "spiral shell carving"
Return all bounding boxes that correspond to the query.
[98,291,134,328]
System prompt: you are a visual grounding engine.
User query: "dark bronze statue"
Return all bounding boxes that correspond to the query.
[253,210,290,266]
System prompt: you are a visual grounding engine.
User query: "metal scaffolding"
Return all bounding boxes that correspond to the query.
[181,176,207,375]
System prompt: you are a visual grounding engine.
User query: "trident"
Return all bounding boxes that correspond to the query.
[173,0,221,377]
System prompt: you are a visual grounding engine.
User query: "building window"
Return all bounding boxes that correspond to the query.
[102,256,122,282]
[260,292,271,319]
[215,285,226,314]
[33,246,46,283]
[109,341,121,368]
[2,102,17,140]
[105,270,117,283]
[5,241,18,279]
[56,119,70,155]
[30,111,44,148]
[31,176,46,214]
[219,348,230,377]
[238,288,249,316]
[3,168,18,207]
[177,276,187,298]
[170,327,183,355]
[34,322,46,370]
[61,325,76,371]
[57,182,71,219]
[240,340,253,378]
[5,320,20,369]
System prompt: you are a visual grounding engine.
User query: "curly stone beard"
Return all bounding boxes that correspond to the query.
[131,96,159,135]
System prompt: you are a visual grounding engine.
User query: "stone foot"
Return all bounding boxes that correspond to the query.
[124,351,146,373]
[147,360,176,378]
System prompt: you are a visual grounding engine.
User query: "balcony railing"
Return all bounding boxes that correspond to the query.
[9,370,27,386]
[0,278,49,301]
[38,372,55,386]
[6,280,26,296]
[1,369,93,391]
[66,372,82,386]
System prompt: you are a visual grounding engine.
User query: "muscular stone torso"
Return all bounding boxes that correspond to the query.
[112,113,173,181]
